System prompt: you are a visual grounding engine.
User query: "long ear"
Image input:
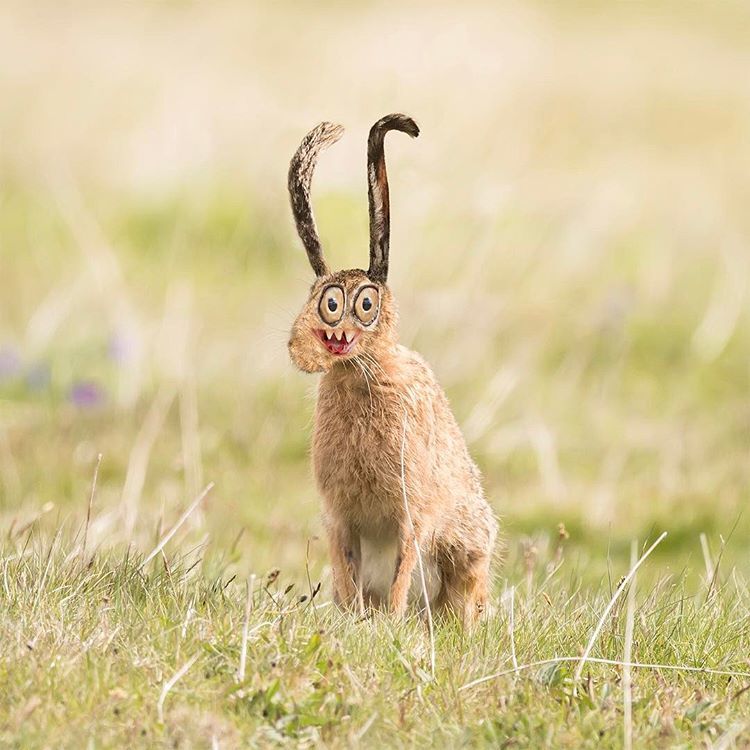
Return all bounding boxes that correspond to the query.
[288,122,345,277]
[367,114,419,283]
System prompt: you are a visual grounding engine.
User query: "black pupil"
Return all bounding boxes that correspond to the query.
[327,297,338,312]
[362,297,372,311]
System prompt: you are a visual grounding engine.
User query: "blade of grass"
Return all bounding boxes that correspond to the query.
[139,483,214,570]
[572,531,667,695]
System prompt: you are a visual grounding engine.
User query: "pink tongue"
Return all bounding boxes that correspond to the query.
[329,338,347,354]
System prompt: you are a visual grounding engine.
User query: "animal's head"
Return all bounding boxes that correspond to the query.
[287,114,419,373]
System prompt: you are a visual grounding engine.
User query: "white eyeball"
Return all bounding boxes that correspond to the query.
[353,286,380,325]
[318,285,345,325]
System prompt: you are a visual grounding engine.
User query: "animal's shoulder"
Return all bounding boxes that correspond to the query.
[393,345,440,390]
[394,345,456,413]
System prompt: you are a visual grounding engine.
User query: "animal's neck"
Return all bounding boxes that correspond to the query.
[323,347,398,391]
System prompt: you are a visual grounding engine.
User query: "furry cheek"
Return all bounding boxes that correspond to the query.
[288,323,329,373]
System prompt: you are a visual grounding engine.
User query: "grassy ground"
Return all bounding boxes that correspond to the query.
[2,528,750,748]
[2,0,750,747]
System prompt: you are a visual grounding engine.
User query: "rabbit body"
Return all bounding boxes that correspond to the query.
[313,337,497,620]
[287,115,498,622]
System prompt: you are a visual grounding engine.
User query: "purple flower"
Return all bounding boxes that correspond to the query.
[69,381,106,408]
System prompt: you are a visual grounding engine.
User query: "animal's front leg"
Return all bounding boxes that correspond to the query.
[326,521,360,609]
[389,529,421,617]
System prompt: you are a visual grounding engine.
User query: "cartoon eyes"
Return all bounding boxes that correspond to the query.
[318,285,345,325]
[317,284,381,327]
[353,286,380,325]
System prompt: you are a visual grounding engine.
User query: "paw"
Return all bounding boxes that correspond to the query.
[389,594,408,618]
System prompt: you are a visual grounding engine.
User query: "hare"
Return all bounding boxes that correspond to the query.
[287,114,498,624]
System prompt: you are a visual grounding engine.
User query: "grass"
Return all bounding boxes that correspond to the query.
[3,522,750,748]
[2,0,750,746]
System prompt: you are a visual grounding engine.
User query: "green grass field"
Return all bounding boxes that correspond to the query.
[1,1,750,747]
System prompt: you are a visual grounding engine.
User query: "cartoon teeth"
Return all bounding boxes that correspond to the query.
[324,329,357,343]
[320,328,358,350]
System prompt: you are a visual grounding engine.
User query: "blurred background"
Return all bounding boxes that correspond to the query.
[1,0,748,584]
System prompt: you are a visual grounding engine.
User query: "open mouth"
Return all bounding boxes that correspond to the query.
[315,328,360,356]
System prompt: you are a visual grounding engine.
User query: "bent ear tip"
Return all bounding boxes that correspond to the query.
[401,117,420,139]
[317,122,346,144]
[393,114,419,138]
[371,114,420,140]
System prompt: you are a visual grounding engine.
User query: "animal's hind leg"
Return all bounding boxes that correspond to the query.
[465,563,490,624]
[439,554,492,627]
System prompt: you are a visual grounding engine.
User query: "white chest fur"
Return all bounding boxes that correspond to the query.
[359,533,442,608]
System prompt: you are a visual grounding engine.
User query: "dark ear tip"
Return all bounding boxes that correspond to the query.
[371,113,420,140]
[401,117,420,139]
[391,114,419,138]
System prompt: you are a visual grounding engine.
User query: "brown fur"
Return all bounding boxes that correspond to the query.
[367,114,420,282]
[288,122,344,277]
[287,117,498,625]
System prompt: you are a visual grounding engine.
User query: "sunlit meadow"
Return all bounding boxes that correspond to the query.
[1,1,749,747]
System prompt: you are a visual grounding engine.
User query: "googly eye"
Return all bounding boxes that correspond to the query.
[353,285,380,325]
[318,285,345,325]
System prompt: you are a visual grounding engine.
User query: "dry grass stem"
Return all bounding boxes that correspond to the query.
[139,483,214,570]
[80,452,102,566]
[157,655,199,723]
[623,540,637,750]
[572,532,667,694]
[237,578,252,683]
[400,417,436,679]
[460,657,750,693]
